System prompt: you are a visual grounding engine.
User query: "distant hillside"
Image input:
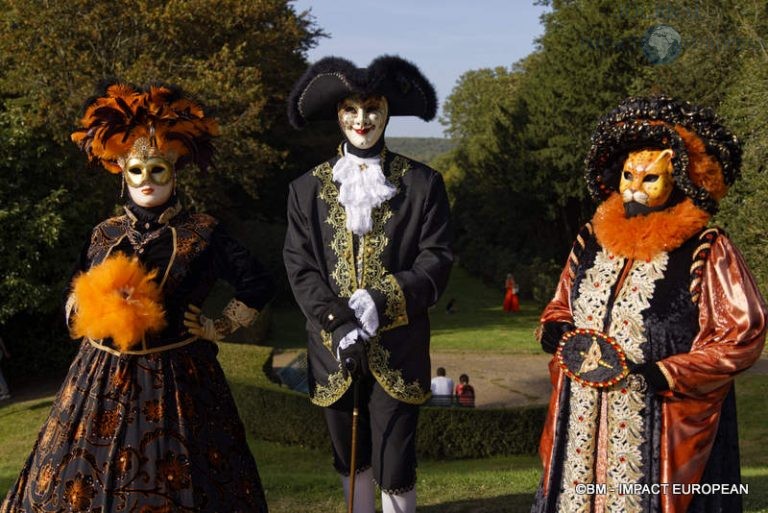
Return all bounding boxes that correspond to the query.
[387,137,456,164]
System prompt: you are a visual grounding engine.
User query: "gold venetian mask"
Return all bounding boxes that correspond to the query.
[119,136,176,187]
[123,156,174,187]
[620,149,675,208]
[337,95,388,150]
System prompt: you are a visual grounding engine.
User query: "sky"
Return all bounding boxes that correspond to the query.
[291,0,549,138]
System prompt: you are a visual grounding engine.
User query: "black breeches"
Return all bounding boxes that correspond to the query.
[324,377,419,493]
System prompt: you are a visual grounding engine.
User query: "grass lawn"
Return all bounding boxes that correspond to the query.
[2,360,766,512]
[268,265,543,353]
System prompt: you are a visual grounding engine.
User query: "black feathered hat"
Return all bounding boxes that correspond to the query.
[584,96,741,214]
[287,55,438,129]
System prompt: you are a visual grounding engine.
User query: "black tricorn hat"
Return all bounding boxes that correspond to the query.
[287,55,438,129]
[584,96,741,214]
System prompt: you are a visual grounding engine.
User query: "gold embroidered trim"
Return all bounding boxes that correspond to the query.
[360,155,410,330]
[368,340,428,404]
[381,274,407,329]
[657,361,676,391]
[320,330,333,351]
[310,369,352,407]
[223,298,260,328]
[313,162,356,299]
[312,154,421,403]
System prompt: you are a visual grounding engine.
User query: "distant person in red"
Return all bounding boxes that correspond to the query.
[503,273,520,312]
[455,374,475,407]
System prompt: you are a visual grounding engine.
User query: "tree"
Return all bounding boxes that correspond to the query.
[715,2,768,295]
[438,0,768,297]
[0,0,327,214]
[0,0,328,373]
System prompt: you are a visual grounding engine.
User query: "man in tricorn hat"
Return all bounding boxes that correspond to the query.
[532,97,766,513]
[284,56,453,513]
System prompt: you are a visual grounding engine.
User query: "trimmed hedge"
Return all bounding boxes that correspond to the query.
[218,342,546,459]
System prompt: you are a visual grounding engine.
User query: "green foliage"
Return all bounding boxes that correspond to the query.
[441,0,768,295]
[386,137,456,166]
[0,0,329,215]
[712,3,768,296]
[417,405,545,459]
[0,0,330,374]
[0,105,110,324]
[441,67,519,143]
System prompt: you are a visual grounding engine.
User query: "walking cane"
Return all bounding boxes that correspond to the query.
[345,358,360,513]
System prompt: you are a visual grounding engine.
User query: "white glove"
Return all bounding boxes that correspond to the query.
[336,328,364,360]
[349,289,379,338]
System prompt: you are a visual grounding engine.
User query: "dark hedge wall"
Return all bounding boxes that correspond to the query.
[218,343,546,459]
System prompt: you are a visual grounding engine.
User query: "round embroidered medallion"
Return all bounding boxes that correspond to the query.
[556,328,630,388]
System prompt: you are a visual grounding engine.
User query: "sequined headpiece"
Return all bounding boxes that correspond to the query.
[584,96,741,214]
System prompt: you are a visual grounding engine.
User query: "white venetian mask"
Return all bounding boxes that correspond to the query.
[337,95,388,150]
[126,171,175,208]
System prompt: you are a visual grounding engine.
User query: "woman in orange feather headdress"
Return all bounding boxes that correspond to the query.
[1,81,273,513]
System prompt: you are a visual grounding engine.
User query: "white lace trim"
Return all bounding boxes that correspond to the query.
[332,151,397,236]
[558,250,668,513]
[605,253,667,512]
[559,250,622,512]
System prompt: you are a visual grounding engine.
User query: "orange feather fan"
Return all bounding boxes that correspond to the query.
[71,253,166,351]
[71,82,219,173]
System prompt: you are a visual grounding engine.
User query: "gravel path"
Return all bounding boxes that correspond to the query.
[273,350,768,409]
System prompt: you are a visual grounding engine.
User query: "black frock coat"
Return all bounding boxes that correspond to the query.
[283,150,453,406]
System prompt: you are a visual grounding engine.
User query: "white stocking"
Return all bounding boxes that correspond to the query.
[341,468,375,513]
[381,488,416,513]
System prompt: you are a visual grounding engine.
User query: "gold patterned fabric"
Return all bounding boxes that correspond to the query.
[533,226,765,513]
[1,340,267,513]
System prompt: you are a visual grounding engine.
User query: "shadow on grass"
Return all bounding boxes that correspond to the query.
[0,399,54,419]
[420,493,534,513]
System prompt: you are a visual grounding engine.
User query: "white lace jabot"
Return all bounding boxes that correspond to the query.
[332,149,396,236]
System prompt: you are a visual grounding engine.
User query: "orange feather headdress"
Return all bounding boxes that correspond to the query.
[71,253,166,351]
[71,81,220,173]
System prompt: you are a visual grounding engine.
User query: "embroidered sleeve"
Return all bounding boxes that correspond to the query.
[369,170,453,331]
[689,227,721,304]
[569,223,593,280]
[283,180,355,350]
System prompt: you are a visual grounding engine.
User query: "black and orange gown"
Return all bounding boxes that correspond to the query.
[1,200,273,513]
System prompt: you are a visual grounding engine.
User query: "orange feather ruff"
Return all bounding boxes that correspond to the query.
[71,253,166,351]
[592,193,710,261]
